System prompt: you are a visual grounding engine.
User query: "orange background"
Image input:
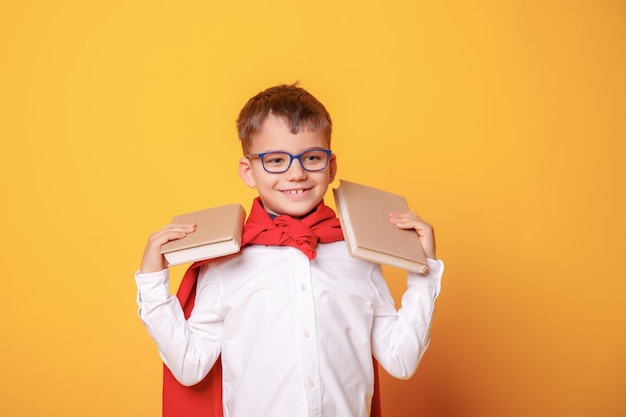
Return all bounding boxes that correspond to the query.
[1,1,624,416]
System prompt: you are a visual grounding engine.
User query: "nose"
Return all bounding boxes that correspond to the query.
[285,156,307,180]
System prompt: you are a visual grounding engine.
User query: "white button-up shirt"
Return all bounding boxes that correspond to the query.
[136,241,443,417]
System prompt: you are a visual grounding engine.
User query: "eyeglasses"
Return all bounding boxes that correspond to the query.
[245,149,332,173]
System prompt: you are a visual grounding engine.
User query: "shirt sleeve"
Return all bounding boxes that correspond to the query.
[135,266,224,386]
[370,258,444,379]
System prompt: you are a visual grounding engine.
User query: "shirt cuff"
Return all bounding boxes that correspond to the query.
[134,269,170,304]
[407,258,444,294]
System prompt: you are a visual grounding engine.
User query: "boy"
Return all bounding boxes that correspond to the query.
[135,84,443,417]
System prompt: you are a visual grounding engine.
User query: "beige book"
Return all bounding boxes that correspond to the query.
[160,204,246,266]
[333,180,429,274]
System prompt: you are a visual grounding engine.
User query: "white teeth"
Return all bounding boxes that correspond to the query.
[285,189,304,195]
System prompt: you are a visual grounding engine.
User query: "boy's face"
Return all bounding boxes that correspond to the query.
[239,114,337,218]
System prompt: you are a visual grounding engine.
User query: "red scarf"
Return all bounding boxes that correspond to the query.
[163,197,382,416]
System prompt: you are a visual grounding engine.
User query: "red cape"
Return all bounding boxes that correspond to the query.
[163,198,382,416]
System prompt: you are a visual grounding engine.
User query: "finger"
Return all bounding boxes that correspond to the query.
[388,212,437,258]
[152,222,196,239]
[389,211,422,220]
[140,223,196,273]
[388,212,423,229]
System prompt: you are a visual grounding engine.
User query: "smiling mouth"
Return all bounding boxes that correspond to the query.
[282,189,308,195]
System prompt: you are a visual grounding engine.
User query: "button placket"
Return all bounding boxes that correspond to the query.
[296,258,322,416]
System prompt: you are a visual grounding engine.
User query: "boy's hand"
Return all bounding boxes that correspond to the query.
[388,211,436,259]
[140,223,196,274]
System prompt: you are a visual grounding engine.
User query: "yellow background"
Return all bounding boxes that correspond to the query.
[1,1,624,416]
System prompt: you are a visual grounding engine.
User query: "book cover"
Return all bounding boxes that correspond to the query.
[160,203,246,266]
[333,180,429,274]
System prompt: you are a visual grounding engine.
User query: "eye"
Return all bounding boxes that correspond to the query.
[263,153,288,166]
[302,150,327,165]
[304,154,322,162]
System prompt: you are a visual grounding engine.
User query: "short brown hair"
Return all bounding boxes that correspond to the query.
[236,83,332,153]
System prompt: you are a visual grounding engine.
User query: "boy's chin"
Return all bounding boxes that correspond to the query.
[262,201,319,218]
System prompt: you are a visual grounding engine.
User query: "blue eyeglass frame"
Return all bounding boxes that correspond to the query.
[245,149,332,173]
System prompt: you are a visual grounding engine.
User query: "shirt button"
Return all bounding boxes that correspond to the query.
[304,331,311,338]
[309,380,316,388]
[300,284,307,292]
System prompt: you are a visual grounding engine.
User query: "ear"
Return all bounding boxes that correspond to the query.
[328,153,338,183]
[239,157,257,188]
